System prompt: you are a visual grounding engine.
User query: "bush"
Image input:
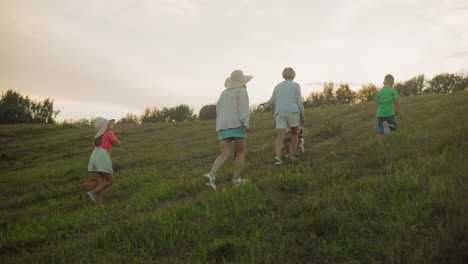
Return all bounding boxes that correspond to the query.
[141,108,166,123]
[335,83,356,105]
[141,104,195,123]
[305,92,324,107]
[58,118,93,128]
[0,90,60,124]
[394,74,425,96]
[304,82,338,107]
[322,82,336,106]
[171,104,195,122]
[426,73,468,94]
[356,83,378,103]
[199,104,216,120]
[251,103,274,114]
[119,113,140,124]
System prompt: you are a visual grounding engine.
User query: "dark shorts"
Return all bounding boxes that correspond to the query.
[377,116,398,134]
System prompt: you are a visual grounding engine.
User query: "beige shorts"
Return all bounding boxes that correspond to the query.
[88,147,113,174]
[275,112,300,129]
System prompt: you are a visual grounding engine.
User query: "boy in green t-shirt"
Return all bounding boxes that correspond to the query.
[376,74,405,146]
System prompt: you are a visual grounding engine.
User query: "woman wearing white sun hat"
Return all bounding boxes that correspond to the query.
[203,70,252,190]
[86,117,121,204]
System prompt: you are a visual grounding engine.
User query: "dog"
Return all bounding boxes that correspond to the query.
[282,126,306,159]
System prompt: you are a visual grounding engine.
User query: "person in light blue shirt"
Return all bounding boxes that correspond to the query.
[262,67,305,165]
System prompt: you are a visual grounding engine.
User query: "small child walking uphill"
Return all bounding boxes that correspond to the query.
[86,117,121,204]
[376,74,405,146]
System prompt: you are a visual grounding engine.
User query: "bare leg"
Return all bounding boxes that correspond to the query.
[275,129,287,159]
[95,172,103,203]
[233,138,246,180]
[210,139,231,175]
[283,139,290,159]
[290,127,299,158]
[91,172,113,197]
[377,134,384,146]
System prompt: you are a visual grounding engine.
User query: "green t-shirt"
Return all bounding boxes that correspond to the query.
[376,86,400,117]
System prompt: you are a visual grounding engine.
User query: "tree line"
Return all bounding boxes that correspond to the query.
[0,90,60,124]
[119,105,196,124]
[302,72,468,108]
[1,72,466,124]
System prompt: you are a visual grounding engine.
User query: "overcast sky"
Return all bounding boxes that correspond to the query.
[1,0,467,120]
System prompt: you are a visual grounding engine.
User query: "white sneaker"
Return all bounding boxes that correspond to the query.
[205,181,217,190]
[203,173,216,191]
[274,158,282,166]
[203,173,214,182]
[233,178,248,186]
[383,121,390,134]
[86,192,96,203]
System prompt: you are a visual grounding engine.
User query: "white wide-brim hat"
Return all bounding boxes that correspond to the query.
[225,70,253,89]
[93,117,114,138]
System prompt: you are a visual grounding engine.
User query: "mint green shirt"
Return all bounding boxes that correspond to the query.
[376,86,400,117]
[263,80,305,116]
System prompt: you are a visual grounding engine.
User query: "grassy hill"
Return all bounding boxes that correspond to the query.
[1,92,467,263]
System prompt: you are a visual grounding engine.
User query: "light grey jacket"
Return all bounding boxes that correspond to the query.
[216,87,249,131]
[263,80,304,116]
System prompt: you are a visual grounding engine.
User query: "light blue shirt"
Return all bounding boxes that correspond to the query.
[264,80,305,116]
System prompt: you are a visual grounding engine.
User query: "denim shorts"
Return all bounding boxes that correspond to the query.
[377,115,398,134]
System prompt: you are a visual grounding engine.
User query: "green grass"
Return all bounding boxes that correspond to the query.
[1,92,468,263]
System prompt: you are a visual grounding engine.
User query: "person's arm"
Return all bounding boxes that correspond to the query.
[109,132,121,147]
[238,88,250,131]
[261,88,276,107]
[394,99,404,119]
[392,89,403,119]
[112,139,121,147]
[296,85,305,125]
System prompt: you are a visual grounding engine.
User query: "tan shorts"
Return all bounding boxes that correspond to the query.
[275,112,300,129]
